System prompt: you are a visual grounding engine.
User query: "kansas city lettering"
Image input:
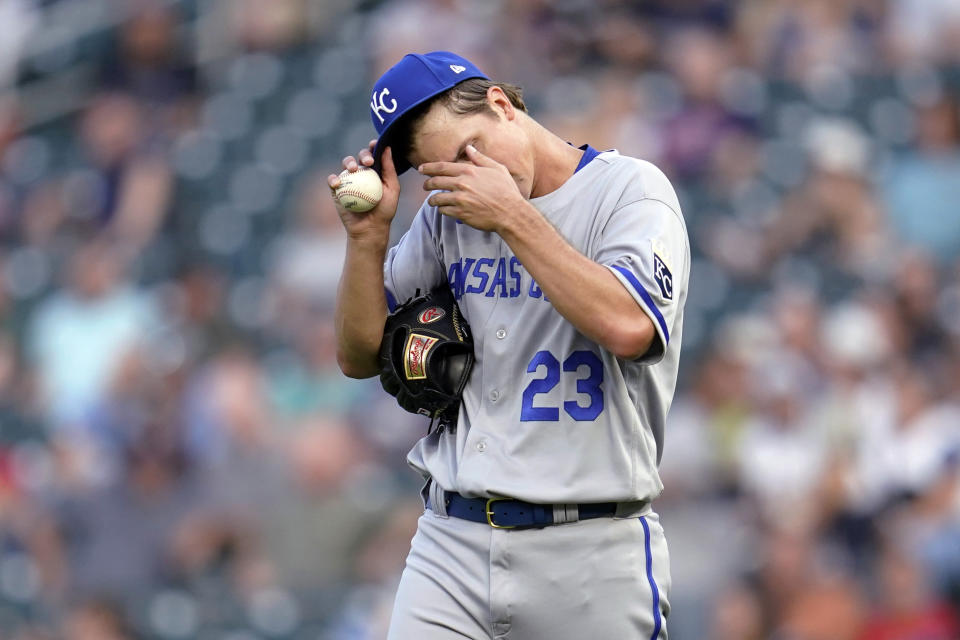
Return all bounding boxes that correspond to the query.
[447,256,548,301]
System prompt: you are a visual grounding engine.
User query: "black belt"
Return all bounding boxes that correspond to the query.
[430,490,618,529]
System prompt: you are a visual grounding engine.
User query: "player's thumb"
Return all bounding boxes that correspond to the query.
[379,146,400,190]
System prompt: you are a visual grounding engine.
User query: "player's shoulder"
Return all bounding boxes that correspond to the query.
[594,151,681,215]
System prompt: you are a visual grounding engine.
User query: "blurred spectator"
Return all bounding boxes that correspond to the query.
[887,0,960,64]
[753,526,822,630]
[328,499,423,640]
[881,94,960,265]
[746,0,885,78]
[182,347,272,467]
[849,361,960,512]
[661,26,753,180]
[202,0,311,55]
[776,574,866,640]
[168,263,232,362]
[857,544,960,640]
[0,0,38,87]
[767,118,890,278]
[16,180,68,249]
[591,8,658,73]
[891,250,952,362]
[0,330,42,436]
[267,170,347,312]
[659,343,752,498]
[737,351,832,529]
[62,599,134,640]
[72,93,172,247]
[267,316,369,420]
[370,0,497,77]
[233,0,310,51]
[707,581,765,640]
[53,423,196,605]
[260,418,382,592]
[888,454,960,609]
[27,238,159,439]
[99,3,198,110]
[540,69,661,161]
[0,97,26,241]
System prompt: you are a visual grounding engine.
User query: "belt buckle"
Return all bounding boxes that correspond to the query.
[485,497,516,529]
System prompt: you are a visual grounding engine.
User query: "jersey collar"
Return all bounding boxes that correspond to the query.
[574,144,600,173]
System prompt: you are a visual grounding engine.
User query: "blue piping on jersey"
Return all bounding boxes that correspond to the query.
[385,288,398,313]
[575,144,600,173]
[640,516,663,640]
[610,265,670,345]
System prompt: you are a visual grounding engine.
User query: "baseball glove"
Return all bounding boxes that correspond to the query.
[378,284,474,423]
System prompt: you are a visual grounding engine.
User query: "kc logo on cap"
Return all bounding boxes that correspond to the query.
[370,88,398,125]
[369,51,489,174]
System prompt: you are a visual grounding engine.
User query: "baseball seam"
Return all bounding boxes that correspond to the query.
[337,188,379,204]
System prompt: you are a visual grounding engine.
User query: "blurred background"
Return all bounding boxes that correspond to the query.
[0,0,958,638]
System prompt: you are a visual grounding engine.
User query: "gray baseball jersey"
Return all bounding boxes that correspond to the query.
[384,149,689,504]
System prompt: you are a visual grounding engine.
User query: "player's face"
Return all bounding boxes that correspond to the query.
[410,94,535,198]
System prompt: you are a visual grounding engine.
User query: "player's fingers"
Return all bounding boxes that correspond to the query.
[341,155,359,172]
[418,161,469,177]
[465,144,500,168]
[436,205,462,219]
[359,139,380,167]
[327,173,341,190]
[423,176,461,192]
[427,190,458,208]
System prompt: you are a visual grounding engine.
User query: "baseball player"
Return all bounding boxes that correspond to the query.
[330,51,688,639]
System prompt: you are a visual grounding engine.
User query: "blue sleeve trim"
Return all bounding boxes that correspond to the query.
[610,265,670,344]
[641,516,664,640]
[385,288,398,313]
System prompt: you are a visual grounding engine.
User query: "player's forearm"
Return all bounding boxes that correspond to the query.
[335,233,390,378]
[499,203,655,359]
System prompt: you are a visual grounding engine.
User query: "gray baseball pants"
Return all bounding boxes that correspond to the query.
[386,495,671,639]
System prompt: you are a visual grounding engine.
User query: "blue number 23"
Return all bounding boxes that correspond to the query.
[520,350,604,422]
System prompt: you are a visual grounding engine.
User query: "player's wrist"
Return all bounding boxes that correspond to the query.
[345,221,392,249]
[497,199,544,241]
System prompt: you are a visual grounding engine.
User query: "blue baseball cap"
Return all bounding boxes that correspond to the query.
[370,51,488,175]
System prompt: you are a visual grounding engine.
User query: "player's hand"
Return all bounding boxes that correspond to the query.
[328,139,400,242]
[419,145,527,233]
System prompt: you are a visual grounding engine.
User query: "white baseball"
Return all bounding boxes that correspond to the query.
[334,168,383,213]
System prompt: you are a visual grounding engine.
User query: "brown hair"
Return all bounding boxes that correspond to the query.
[389,78,527,166]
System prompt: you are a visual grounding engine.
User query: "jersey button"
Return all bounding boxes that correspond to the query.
[496,328,506,339]
[489,389,500,402]
[476,440,487,452]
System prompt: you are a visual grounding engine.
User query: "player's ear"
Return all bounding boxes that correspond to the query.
[487,86,515,121]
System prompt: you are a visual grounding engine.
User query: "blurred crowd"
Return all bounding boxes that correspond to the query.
[0,0,958,638]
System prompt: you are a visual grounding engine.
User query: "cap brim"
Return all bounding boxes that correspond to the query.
[372,133,412,177]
